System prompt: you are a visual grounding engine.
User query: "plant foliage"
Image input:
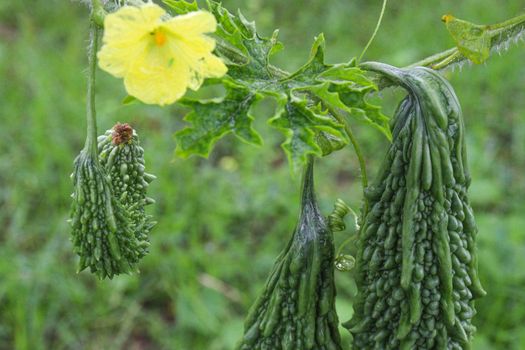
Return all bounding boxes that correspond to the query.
[165,0,389,172]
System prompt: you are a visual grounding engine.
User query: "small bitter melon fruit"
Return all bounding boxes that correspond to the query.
[98,123,156,259]
[69,123,154,279]
[69,150,145,279]
[345,63,485,350]
[237,158,342,350]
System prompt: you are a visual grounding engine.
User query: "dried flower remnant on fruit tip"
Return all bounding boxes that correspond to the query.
[97,3,227,106]
[112,123,134,145]
[442,14,454,23]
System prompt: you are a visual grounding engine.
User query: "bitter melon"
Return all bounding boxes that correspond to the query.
[237,158,342,350]
[69,150,146,279]
[97,123,156,259]
[345,63,485,349]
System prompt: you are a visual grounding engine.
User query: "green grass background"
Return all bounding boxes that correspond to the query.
[1,0,524,349]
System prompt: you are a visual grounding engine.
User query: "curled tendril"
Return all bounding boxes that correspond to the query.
[328,198,358,232]
[331,199,360,267]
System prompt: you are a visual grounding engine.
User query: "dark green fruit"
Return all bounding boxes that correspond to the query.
[98,123,156,259]
[345,63,485,350]
[69,151,147,279]
[237,158,342,350]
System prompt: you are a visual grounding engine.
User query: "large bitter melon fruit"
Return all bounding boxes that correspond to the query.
[237,158,342,350]
[345,63,485,349]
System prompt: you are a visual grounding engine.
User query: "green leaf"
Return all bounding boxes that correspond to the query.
[311,104,349,156]
[297,82,390,140]
[269,93,347,172]
[317,61,372,85]
[174,86,262,158]
[122,95,138,105]
[162,0,199,14]
[207,0,284,83]
[331,84,391,140]
[442,14,491,64]
[168,1,390,172]
[284,34,330,83]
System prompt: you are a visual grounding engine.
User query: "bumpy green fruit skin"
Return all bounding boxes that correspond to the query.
[345,63,485,350]
[237,159,342,350]
[69,151,144,279]
[97,124,156,259]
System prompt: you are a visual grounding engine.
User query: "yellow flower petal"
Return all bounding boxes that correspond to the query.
[98,4,165,77]
[164,11,217,36]
[124,57,189,106]
[166,35,227,90]
[97,4,227,106]
[199,54,228,78]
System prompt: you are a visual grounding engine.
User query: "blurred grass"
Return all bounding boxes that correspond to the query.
[0,0,524,349]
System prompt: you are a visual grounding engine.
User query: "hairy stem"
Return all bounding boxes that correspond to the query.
[83,7,101,157]
[90,0,106,27]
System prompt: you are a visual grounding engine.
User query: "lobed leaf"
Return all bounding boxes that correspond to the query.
[162,0,199,14]
[166,0,390,171]
[174,86,262,158]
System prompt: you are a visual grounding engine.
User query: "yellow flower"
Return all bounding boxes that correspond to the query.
[98,4,227,106]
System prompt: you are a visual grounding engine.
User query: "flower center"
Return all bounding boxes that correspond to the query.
[154,30,167,47]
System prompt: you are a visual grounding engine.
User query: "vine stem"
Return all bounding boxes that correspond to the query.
[336,235,358,257]
[328,107,369,220]
[83,1,103,157]
[489,12,525,30]
[357,0,388,63]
